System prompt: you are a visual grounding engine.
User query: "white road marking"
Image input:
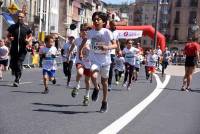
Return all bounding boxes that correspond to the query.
[20,82,33,84]
[98,74,171,134]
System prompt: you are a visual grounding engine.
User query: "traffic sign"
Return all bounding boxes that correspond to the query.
[8,3,19,14]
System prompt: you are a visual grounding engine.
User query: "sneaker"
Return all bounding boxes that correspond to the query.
[13,82,19,87]
[122,82,127,87]
[108,85,112,92]
[42,88,49,94]
[115,81,119,85]
[52,78,56,85]
[71,87,79,98]
[91,88,99,101]
[100,101,108,113]
[127,85,131,91]
[83,96,89,106]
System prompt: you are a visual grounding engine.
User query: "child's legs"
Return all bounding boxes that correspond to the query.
[115,69,119,81]
[91,64,100,89]
[76,63,84,82]
[100,65,110,102]
[43,70,49,89]
[0,64,3,78]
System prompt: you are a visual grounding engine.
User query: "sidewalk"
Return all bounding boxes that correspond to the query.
[164,65,200,76]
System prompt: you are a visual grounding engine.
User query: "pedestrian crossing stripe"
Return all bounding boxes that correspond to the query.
[8,3,19,14]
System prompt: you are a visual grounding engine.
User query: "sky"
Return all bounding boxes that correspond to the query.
[102,0,135,4]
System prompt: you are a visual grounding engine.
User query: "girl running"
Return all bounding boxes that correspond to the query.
[122,39,139,90]
[0,39,9,80]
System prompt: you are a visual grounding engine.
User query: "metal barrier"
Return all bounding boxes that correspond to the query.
[23,52,33,68]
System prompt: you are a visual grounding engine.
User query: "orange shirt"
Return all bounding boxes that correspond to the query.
[184,42,200,57]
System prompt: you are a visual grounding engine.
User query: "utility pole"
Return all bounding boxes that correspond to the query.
[39,0,43,32]
[45,0,49,34]
[153,0,159,49]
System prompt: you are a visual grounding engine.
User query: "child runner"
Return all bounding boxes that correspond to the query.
[122,39,139,90]
[41,35,57,94]
[146,49,157,83]
[61,35,77,87]
[114,51,125,85]
[79,11,117,113]
[133,53,143,81]
[70,23,92,106]
[0,39,9,80]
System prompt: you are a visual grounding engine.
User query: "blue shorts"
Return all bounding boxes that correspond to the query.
[43,69,56,78]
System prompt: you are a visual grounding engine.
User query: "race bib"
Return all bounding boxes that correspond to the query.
[91,41,107,54]
[44,57,54,70]
[125,53,134,63]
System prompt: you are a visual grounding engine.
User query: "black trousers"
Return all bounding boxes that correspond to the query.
[108,54,115,85]
[63,61,73,83]
[10,57,24,83]
[123,63,134,85]
[115,69,124,82]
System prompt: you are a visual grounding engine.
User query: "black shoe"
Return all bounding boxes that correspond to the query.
[100,101,108,113]
[42,88,49,94]
[52,78,56,85]
[13,82,19,87]
[91,88,99,101]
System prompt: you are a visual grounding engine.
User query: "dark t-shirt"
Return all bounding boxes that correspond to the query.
[8,23,32,58]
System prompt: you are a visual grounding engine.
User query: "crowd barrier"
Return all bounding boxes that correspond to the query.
[23,52,63,68]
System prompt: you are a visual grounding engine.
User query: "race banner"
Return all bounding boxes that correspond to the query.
[116,30,143,39]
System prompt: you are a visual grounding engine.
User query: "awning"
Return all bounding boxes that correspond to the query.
[1,12,15,26]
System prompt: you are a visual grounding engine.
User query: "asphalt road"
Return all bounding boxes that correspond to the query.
[0,66,199,134]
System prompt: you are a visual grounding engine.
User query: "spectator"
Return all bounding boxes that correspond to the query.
[181,38,200,91]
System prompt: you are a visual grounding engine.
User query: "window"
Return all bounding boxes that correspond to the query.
[190,0,198,7]
[174,11,180,24]
[188,11,197,24]
[176,0,182,7]
[174,28,179,40]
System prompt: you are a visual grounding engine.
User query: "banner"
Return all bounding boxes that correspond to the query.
[1,12,15,25]
[116,30,143,39]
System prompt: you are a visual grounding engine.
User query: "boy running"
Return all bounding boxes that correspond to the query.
[79,11,117,113]
[71,23,92,106]
[41,35,57,94]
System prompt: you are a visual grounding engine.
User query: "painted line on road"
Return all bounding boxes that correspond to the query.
[20,82,33,84]
[98,74,171,134]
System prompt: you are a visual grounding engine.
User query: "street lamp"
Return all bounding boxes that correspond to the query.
[190,18,199,41]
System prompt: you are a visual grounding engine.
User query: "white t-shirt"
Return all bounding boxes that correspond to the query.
[0,45,9,60]
[123,47,139,66]
[134,54,143,68]
[114,56,125,72]
[87,28,114,66]
[156,48,162,57]
[110,30,119,55]
[62,42,77,62]
[42,46,57,71]
[147,54,157,67]
[75,37,91,69]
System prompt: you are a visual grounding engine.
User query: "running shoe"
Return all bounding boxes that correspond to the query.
[127,85,131,90]
[83,96,89,106]
[91,88,99,101]
[100,101,108,113]
[71,87,79,98]
[42,88,49,94]
[115,81,119,85]
[108,85,112,92]
[13,82,19,87]
[52,78,56,85]
[122,82,127,87]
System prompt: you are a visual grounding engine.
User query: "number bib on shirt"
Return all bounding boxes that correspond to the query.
[44,57,54,70]
[125,52,134,63]
[91,41,107,54]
